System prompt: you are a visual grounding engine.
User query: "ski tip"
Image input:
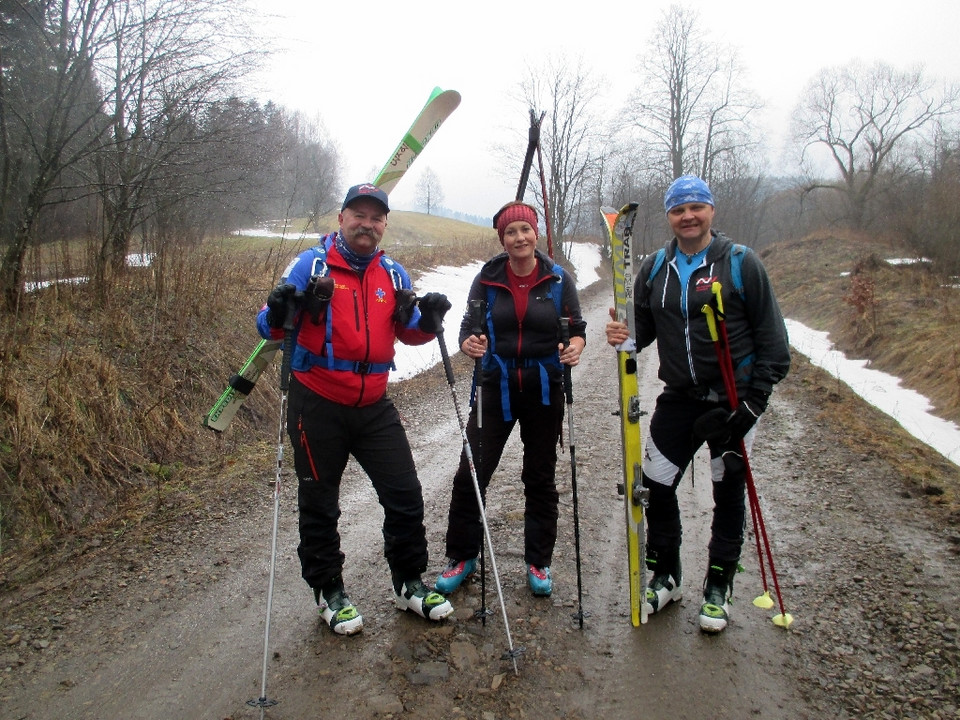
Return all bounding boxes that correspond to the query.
[427,86,461,107]
[772,612,794,629]
[752,591,775,610]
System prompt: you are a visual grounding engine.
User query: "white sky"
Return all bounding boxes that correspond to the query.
[247,0,960,220]
[393,246,960,468]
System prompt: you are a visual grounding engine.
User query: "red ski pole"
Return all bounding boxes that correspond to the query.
[702,282,793,629]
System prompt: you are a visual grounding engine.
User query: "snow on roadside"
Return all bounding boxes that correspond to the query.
[786,319,960,466]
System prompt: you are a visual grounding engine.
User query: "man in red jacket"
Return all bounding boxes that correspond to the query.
[257,183,454,636]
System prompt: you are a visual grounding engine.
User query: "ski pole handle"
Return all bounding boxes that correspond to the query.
[469,299,485,337]
[559,316,573,405]
[279,293,300,392]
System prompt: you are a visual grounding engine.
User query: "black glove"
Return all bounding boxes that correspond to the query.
[266,283,298,329]
[727,388,770,441]
[692,388,770,444]
[393,289,417,325]
[417,292,452,334]
[304,275,334,324]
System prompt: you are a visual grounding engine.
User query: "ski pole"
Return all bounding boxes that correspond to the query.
[702,283,793,629]
[535,138,554,260]
[247,293,299,716]
[559,317,587,628]
[516,109,544,201]
[435,323,523,675]
[468,299,491,625]
[701,292,771,599]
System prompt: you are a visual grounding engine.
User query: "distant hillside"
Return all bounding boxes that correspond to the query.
[762,230,960,426]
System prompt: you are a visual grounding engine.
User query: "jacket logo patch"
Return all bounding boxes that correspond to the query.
[376,287,387,302]
[695,275,718,291]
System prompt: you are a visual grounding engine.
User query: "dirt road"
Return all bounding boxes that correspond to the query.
[2,281,958,720]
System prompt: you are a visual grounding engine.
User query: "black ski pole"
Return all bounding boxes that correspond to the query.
[468,299,491,625]
[434,321,523,675]
[247,291,299,716]
[559,317,587,628]
[516,109,544,201]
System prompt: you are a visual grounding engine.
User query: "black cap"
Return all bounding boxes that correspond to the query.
[341,183,389,213]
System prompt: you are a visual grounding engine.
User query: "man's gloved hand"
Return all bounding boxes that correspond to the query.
[417,292,452,334]
[304,275,334,324]
[266,283,298,329]
[692,388,770,444]
[393,289,417,325]
[728,388,770,441]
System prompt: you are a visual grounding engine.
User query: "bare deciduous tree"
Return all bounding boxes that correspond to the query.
[792,60,960,230]
[0,0,114,310]
[415,167,444,216]
[519,55,605,255]
[626,4,761,185]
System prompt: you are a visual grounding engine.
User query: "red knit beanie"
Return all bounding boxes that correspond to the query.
[493,201,539,242]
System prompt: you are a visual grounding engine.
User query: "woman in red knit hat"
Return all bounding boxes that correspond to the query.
[434,200,586,598]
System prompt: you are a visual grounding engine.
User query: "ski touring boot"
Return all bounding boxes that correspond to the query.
[527,565,552,597]
[316,577,363,636]
[434,557,478,594]
[699,561,737,633]
[643,547,682,616]
[395,577,454,621]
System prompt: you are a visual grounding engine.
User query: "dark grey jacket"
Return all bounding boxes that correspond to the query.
[634,231,790,399]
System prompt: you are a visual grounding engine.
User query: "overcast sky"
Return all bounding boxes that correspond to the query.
[246,0,960,220]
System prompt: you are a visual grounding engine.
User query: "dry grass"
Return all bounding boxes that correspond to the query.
[763,230,960,425]
[0,212,495,574]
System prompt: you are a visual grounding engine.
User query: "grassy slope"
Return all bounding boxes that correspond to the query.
[1,215,958,579]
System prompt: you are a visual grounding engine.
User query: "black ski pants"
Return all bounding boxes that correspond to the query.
[287,376,428,592]
[642,391,754,568]
[443,380,564,569]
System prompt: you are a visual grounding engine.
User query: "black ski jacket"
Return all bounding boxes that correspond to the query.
[459,250,586,414]
[634,232,790,399]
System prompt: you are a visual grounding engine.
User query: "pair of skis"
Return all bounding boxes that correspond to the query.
[601,204,649,627]
[203,87,461,432]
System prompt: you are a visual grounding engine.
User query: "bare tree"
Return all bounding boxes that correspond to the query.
[0,0,114,310]
[792,60,960,230]
[415,167,444,215]
[519,55,605,255]
[92,0,259,290]
[625,4,762,185]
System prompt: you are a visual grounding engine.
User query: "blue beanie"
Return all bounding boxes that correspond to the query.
[664,175,714,212]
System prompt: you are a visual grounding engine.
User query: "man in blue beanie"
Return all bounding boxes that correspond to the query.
[605,175,791,633]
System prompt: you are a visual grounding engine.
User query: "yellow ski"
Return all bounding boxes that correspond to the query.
[601,203,648,626]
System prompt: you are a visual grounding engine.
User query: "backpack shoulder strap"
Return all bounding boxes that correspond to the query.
[646,247,667,287]
[550,261,564,316]
[730,243,750,298]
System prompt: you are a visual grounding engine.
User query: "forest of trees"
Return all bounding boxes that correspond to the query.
[515,6,960,271]
[0,0,340,309]
[3,0,960,314]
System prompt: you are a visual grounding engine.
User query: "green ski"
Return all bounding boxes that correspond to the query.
[203,87,461,432]
[601,203,648,626]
